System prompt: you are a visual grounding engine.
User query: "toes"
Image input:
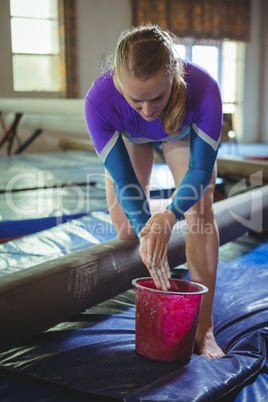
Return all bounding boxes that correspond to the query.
[204,350,225,359]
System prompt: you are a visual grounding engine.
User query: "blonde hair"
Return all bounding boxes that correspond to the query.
[113,24,186,135]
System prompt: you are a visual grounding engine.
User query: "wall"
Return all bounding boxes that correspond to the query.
[0,0,14,98]
[259,0,268,142]
[76,0,131,97]
[243,0,266,143]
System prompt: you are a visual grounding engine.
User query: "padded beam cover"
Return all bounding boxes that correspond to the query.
[0,98,84,115]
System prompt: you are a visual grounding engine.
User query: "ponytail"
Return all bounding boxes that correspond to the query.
[161,70,187,135]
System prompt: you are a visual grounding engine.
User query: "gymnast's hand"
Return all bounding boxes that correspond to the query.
[138,210,176,290]
[139,235,171,290]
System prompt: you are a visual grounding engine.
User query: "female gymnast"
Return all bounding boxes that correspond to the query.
[85,24,224,358]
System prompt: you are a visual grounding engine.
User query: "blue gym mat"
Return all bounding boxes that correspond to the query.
[0,233,267,401]
[0,149,267,400]
[1,143,267,241]
[0,211,117,276]
[0,151,106,241]
[0,151,178,242]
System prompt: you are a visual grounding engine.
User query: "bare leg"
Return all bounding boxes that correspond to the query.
[162,137,225,358]
[184,176,224,358]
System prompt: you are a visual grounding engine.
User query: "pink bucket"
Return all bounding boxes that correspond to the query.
[132,277,208,361]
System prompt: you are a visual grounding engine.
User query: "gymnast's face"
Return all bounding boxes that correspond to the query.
[115,69,172,122]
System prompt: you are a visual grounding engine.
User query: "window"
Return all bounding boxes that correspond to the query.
[174,39,245,139]
[10,0,61,92]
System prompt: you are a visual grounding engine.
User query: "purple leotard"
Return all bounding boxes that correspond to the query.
[84,61,222,237]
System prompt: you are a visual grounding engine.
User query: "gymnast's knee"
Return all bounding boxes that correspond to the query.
[185,189,215,225]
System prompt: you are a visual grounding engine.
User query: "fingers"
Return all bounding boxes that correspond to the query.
[148,264,163,290]
[165,258,171,279]
[145,221,168,265]
[139,237,171,291]
[147,237,168,268]
[160,258,171,289]
[148,256,171,291]
[152,242,168,267]
[145,227,160,262]
[138,216,172,291]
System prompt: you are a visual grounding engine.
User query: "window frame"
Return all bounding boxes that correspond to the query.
[174,37,245,139]
[9,0,64,95]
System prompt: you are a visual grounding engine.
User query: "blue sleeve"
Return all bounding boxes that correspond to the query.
[166,127,219,219]
[104,134,151,238]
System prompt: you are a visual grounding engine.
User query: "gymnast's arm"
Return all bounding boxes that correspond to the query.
[166,127,219,219]
[104,137,171,290]
[103,134,152,238]
[84,94,151,238]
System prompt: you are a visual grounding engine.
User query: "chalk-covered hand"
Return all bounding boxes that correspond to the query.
[138,210,176,290]
[139,235,171,290]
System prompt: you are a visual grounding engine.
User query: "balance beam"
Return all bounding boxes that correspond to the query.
[0,98,88,154]
[5,113,89,135]
[0,98,84,115]
[217,157,268,181]
[0,185,267,351]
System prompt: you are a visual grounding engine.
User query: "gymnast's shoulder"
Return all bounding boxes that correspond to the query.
[85,70,121,108]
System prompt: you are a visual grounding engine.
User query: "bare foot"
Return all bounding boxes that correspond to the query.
[196,328,225,358]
